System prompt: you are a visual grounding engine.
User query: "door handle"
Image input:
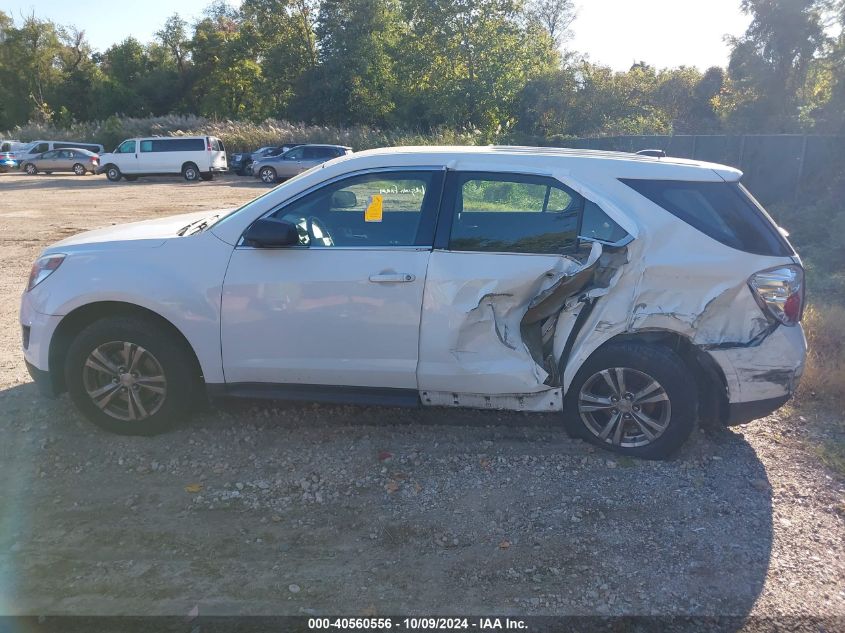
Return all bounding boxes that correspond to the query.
[369,273,416,283]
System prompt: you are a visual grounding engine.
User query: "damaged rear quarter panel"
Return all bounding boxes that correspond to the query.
[554,174,803,397]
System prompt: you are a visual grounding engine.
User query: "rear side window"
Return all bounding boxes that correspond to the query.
[621,179,792,257]
[148,138,205,152]
[448,172,582,254]
[303,147,337,159]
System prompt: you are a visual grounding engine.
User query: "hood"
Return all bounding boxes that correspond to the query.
[46,209,232,251]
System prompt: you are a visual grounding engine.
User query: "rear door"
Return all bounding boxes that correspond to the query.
[209,137,227,171]
[221,168,444,390]
[418,171,593,395]
[57,149,74,171]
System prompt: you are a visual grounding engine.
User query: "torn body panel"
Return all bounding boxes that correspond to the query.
[417,243,603,398]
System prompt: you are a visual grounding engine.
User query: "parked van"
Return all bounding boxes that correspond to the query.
[1,140,23,153]
[97,136,227,182]
[15,140,105,166]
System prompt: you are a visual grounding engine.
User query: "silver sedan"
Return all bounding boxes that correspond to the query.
[22,148,100,175]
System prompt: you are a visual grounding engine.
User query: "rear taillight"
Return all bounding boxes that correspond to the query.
[207,140,212,151]
[749,265,804,326]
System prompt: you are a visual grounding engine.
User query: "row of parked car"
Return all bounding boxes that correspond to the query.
[0,137,353,183]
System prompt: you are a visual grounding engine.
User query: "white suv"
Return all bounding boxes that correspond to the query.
[20,146,806,458]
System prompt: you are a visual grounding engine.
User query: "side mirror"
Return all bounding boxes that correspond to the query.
[243,218,301,248]
[332,190,357,208]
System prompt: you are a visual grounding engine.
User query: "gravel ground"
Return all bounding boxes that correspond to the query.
[0,172,842,624]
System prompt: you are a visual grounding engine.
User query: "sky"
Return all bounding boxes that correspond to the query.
[3,0,753,71]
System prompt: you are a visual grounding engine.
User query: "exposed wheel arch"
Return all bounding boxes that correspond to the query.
[572,330,729,427]
[48,301,205,398]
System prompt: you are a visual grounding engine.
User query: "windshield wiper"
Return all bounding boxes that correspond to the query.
[177,214,220,236]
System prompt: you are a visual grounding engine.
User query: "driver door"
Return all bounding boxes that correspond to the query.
[221,168,444,391]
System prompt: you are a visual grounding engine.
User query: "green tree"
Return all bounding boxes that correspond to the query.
[397,0,557,133]
[725,0,830,131]
[295,0,401,125]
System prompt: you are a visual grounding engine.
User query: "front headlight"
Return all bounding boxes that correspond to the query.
[27,254,65,291]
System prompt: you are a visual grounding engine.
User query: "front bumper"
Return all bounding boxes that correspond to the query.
[25,359,57,397]
[20,291,63,388]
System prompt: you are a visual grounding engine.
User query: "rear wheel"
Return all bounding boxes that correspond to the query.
[105,165,121,181]
[259,166,277,184]
[72,163,86,176]
[182,163,200,181]
[563,341,697,459]
[24,163,37,175]
[65,316,198,435]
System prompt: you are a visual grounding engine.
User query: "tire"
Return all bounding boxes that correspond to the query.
[199,172,213,181]
[563,341,697,459]
[105,165,121,181]
[182,163,200,181]
[259,166,277,184]
[72,163,86,176]
[64,316,198,436]
[24,163,37,175]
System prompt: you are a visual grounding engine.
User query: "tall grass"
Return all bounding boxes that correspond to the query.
[798,303,845,405]
[2,115,488,153]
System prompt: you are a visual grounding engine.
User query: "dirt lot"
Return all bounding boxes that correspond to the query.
[0,172,843,624]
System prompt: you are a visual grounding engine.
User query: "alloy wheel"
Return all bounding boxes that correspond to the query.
[260,168,275,183]
[577,367,671,448]
[81,341,167,422]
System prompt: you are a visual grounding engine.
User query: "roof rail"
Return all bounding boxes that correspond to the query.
[636,149,667,158]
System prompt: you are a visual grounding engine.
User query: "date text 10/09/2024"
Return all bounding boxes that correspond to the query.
[308,618,528,630]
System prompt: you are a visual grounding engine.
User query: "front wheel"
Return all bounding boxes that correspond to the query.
[24,163,37,175]
[73,163,86,176]
[64,316,198,435]
[259,166,277,184]
[105,165,121,181]
[563,341,697,459]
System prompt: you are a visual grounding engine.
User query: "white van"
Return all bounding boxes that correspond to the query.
[15,140,105,164]
[98,136,228,182]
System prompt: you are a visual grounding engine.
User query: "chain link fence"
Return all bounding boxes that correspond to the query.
[560,135,844,205]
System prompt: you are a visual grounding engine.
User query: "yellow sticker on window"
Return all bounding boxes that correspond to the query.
[365,194,383,222]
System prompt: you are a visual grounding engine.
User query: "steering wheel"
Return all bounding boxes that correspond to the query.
[307,216,334,247]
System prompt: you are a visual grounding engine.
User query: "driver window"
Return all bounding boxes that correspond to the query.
[42,150,58,158]
[270,171,440,247]
[117,140,136,154]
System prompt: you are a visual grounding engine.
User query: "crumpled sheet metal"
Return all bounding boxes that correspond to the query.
[450,243,601,391]
[420,243,602,395]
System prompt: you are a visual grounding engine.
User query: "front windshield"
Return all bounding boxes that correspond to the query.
[212,167,320,231]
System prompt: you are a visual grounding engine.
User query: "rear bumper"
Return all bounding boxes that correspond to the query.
[707,324,806,403]
[725,394,791,426]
